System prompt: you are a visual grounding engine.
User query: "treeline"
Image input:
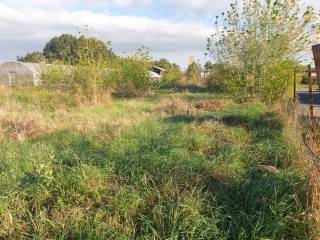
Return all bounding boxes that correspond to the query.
[17,34,114,64]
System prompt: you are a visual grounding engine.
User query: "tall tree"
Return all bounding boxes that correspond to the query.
[43,34,114,64]
[186,62,201,78]
[153,58,181,71]
[17,51,45,63]
[43,34,78,63]
[207,0,319,103]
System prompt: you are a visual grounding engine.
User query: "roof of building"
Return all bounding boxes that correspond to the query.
[20,62,41,74]
[152,66,166,72]
[0,62,41,74]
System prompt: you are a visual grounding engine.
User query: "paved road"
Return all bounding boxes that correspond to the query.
[298,91,320,106]
[297,90,320,116]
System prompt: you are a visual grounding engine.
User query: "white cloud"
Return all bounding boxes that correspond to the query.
[163,0,232,12]
[1,0,319,66]
[0,2,213,66]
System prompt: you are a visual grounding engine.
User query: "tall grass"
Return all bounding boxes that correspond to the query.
[107,55,151,97]
[0,87,310,239]
[40,43,152,103]
[299,117,320,238]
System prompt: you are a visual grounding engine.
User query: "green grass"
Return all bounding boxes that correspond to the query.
[0,87,309,239]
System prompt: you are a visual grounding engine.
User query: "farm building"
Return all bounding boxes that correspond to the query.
[152,66,166,76]
[0,62,41,86]
[149,71,161,82]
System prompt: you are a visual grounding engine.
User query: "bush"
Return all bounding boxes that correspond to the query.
[157,67,183,87]
[40,60,109,103]
[40,36,112,103]
[207,0,319,103]
[40,62,73,86]
[153,58,183,87]
[41,36,153,100]
[73,59,108,103]
[108,52,151,97]
[185,62,202,83]
[206,64,229,92]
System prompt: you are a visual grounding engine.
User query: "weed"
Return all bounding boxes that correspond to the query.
[0,87,310,239]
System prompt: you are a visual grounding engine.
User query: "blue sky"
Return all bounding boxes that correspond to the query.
[0,0,319,67]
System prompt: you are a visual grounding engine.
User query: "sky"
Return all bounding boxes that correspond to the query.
[0,0,319,68]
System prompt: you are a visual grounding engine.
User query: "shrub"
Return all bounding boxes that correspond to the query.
[206,63,230,92]
[153,58,183,87]
[41,45,152,99]
[185,62,202,83]
[207,0,319,103]
[40,62,73,86]
[108,50,152,96]
[73,58,108,103]
[158,67,183,87]
[40,36,112,103]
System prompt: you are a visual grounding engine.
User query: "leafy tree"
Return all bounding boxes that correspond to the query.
[207,0,319,103]
[153,58,173,70]
[153,58,182,86]
[43,34,114,64]
[204,61,214,72]
[186,62,201,79]
[136,46,153,62]
[153,58,181,71]
[43,34,77,63]
[17,51,45,63]
[108,48,152,96]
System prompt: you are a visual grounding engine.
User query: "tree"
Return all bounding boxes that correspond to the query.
[153,58,182,86]
[17,51,45,63]
[204,61,214,72]
[153,58,173,70]
[153,58,181,71]
[186,62,201,79]
[43,34,78,63]
[207,0,319,103]
[43,34,114,64]
[108,48,152,96]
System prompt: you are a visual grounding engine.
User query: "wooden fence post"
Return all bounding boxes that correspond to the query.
[312,44,320,91]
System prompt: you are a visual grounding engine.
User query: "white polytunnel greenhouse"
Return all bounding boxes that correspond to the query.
[0,62,41,86]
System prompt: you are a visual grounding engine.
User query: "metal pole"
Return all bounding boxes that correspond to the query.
[308,64,314,121]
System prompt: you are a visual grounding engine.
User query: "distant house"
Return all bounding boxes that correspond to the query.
[149,71,161,83]
[0,62,41,86]
[152,66,166,76]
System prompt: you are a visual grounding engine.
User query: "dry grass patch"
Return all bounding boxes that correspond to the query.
[157,96,197,116]
[0,87,153,142]
[194,99,233,112]
[0,104,49,141]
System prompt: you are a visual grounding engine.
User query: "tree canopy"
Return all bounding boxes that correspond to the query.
[153,58,180,71]
[17,51,45,63]
[43,34,114,64]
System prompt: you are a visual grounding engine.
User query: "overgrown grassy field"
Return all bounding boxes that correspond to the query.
[0,86,309,239]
